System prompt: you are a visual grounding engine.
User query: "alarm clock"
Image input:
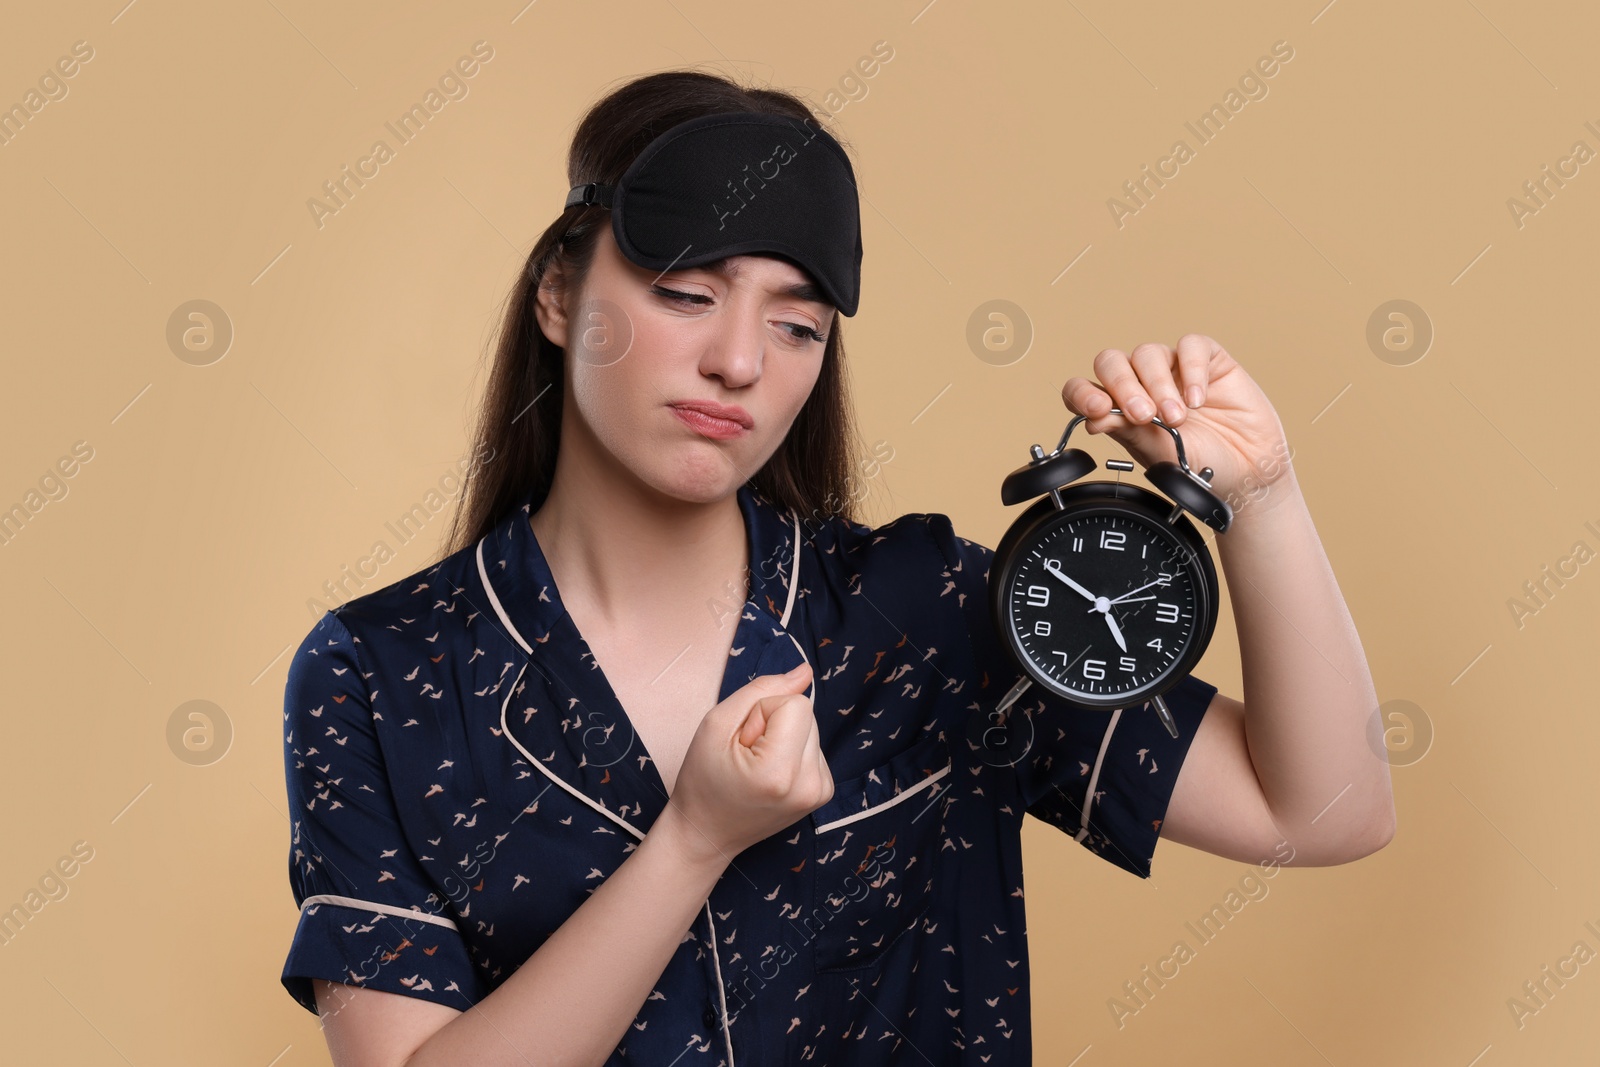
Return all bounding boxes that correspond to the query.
[986,409,1232,740]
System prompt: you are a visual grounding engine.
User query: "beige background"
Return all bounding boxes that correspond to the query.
[1,0,1596,1063]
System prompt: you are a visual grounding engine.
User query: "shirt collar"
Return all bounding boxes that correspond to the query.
[474,480,802,658]
[472,481,811,839]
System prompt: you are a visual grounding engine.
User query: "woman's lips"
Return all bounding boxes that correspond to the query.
[670,405,750,440]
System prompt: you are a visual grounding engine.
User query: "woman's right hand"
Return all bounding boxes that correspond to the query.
[659,660,833,868]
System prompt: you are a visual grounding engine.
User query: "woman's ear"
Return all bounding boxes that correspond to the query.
[533,259,570,349]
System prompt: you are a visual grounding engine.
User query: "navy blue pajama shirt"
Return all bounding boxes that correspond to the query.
[279,482,1217,1064]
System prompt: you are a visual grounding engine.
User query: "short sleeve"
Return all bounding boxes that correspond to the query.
[279,610,488,1015]
[926,516,1218,878]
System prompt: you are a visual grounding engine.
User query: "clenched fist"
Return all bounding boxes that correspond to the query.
[657,660,834,869]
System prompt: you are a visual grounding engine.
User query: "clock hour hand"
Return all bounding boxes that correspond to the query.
[1101,609,1127,652]
[1042,560,1099,602]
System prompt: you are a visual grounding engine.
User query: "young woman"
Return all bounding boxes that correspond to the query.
[278,70,1395,1067]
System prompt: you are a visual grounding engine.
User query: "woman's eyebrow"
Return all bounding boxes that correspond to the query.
[773,279,830,305]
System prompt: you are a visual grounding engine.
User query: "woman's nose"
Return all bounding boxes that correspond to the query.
[699,314,767,387]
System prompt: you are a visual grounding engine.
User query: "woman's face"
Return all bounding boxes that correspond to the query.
[537,225,833,504]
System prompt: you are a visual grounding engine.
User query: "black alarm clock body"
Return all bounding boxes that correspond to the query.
[989,481,1219,711]
[983,410,1232,739]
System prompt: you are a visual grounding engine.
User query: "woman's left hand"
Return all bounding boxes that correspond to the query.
[1060,334,1292,511]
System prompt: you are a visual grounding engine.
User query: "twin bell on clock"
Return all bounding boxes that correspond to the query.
[982,409,1233,744]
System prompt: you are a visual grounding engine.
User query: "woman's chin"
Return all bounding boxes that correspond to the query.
[642,452,745,505]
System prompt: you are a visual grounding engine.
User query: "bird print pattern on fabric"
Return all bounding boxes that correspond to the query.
[280,482,1218,1065]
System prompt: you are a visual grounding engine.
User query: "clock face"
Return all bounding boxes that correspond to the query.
[1002,508,1205,703]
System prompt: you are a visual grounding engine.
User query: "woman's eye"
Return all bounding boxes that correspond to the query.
[780,322,827,344]
[651,285,824,344]
[650,285,709,306]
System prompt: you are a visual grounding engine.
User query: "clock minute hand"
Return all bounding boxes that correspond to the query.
[1106,577,1167,606]
[1088,596,1155,609]
[1042,560,1099,602]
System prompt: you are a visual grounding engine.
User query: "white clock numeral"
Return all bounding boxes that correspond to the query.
[1072,536,1083,553]
[1141,544,1148,559]
[1099,530,1126,552]
[1082,659,1106,679]
[1120,656,1136,672]
[1026,584,1050,607]
[1156,572,1173,586]
[1156,602,1179,623]
[1034,620,1052,636]
[1146,637,1164,653]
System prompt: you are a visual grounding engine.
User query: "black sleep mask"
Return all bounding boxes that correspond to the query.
[565,111,863,316]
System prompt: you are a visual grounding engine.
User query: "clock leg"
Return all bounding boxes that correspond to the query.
[996,675,1032,715]
[1150,693,1180,739]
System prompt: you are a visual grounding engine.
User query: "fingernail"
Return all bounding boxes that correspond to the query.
[1161,399,1184,422]
[785,661,808,676]
[1128,396,1154,420]
[1186,386,1203,408]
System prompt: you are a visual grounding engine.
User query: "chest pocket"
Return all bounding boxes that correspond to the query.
[808,730,953,973]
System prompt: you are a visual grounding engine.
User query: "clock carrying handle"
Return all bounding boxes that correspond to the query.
[1055,409,1234,534]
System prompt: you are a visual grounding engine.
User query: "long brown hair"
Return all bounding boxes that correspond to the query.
[438,69,869,560]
